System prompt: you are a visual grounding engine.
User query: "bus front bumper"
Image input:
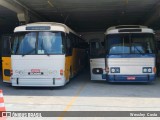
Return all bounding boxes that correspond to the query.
[11,77,66,87]
[102,74,156,82]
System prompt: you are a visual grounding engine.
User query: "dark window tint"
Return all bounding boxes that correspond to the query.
[12,32,63,55]
[38,32,63,54]
[106,33,155,54]
[13,32,36,55]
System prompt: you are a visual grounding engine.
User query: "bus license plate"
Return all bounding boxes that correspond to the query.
[127,76,135,80]
[31,69,40,73]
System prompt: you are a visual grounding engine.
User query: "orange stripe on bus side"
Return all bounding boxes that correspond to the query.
[2,57,11,82]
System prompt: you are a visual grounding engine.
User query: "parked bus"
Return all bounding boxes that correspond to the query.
[104,25,156,82]
[2,22,86,87]
[1,34,12,82]
[89,39,106,80]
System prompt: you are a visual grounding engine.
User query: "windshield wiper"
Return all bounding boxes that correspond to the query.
[45,51,50,56]
[132,45,144,54]
[22,49,36,57]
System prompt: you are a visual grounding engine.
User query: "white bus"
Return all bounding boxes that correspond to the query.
[2,22,86,87]
[89,39,106,80]
[104,25,156,82]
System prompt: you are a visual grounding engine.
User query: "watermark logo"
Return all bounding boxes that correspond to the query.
[1,112,42,118]
[2,112,11,117]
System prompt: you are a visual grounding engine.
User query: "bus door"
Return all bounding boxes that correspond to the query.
[1,35,12,83]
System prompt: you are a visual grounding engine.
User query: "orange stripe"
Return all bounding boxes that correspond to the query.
[0,99,4,103]
[0,107,5,111]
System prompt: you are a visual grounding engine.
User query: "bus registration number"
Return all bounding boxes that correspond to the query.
[127,76,135,80]
[31,69,40,73]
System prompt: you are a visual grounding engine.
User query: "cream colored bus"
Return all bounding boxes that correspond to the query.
[2,22,86,87]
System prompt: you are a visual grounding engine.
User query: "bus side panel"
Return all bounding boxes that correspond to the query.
[2,57,11,82]
[90,58,106,81]
[65,56,72,80]
[72,48,78,76]
[72,48,86,76]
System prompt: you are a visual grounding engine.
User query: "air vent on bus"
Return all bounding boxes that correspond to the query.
[118,29,142,32]
[116,25,141,29]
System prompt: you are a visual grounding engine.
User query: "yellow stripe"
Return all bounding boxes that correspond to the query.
[2,57,11,82]
[65,56,72,80]
[58,82,87,120]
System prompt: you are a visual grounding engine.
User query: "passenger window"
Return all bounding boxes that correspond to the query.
[1,35,12,57]
[66,36,72,55]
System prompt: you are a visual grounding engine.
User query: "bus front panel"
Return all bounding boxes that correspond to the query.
[106,55,156,82]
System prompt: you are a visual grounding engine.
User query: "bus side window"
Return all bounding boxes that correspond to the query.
[70,34,75,48]
[75,36,78,48]
[2,35,12,57]
[66,35,72,55]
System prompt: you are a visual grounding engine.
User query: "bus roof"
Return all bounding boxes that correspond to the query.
[105,25,154,35]
[14,22,78,35]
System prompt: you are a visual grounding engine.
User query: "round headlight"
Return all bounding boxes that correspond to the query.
[143,68,147,73]
[148,68,152,72]
[111,68,115,73]
[115,68,119,73]
[19,70,24,75]
[49,70,53,74]
[96,69,100,73]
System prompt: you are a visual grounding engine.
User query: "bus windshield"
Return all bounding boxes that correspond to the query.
[106,33,155,54]
[12,32,63,55]
[90,41,105,58]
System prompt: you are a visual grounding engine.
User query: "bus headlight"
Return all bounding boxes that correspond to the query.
[148,68,152,73]
[111,68,115,73]
[143,67,152,73]
[143,68,147,73]
[48,70,58,75]
[14,70,24,75]
[48,70,53,74]
[110,67,120,73]
[19,70,24,75]
[92,68,103,74]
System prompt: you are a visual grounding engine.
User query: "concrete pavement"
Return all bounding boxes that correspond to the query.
[0,70,160,120]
